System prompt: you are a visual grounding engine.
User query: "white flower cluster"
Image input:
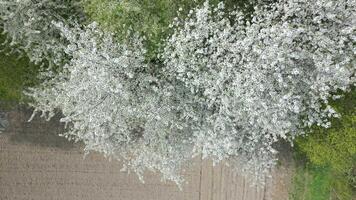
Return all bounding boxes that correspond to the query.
[162,0,355,181]
[15,0,356,186]
[26,22,194,185]
[0,0,84,67]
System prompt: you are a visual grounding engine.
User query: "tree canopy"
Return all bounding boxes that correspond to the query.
[1,0,355,186]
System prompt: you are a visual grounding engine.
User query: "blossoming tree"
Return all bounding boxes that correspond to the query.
[1,0,355,186]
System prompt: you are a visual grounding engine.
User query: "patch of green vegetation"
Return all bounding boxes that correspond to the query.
[290,164,353,200]
[290,166,306,200]
[0,34,40,107]
[291,88,356,199]
[81,0,254,61]
[290,166,333,200]
[307,166,332,200]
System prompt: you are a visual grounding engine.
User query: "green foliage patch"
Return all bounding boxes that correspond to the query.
[290,163,355,200]
[81,0,254,61]
[290,165,353,200]
[0,34,39,106]
[291,88,356,199]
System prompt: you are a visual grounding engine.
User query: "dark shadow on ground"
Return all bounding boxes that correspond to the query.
[0,111,9,132]
[274,139,295,167]
[1,105,77,150]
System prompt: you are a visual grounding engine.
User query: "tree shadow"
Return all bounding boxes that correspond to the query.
[0,111,9,132]
[274,139,295,167]
[3,106,77,150]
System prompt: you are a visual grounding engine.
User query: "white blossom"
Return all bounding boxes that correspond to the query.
[23,0,356,186]
[162,0,355,183]
[0,0,84,67]
[26,22,194,185]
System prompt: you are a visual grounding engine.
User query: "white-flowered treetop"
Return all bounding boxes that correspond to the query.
[1,0,355,186]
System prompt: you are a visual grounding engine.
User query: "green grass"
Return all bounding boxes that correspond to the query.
[290,161,308,200]
[0,34,40,107]
[307,167,332,200]
[290,166,333,200]
[290,164,353,200]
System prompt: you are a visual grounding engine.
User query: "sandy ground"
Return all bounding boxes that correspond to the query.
[0,107,293,200]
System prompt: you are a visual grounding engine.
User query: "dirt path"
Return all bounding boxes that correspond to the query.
[0,107,293,200]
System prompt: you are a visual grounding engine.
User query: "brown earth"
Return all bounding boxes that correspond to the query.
[0,107,293,200]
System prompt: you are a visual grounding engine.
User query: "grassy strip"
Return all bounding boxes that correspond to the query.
[290,165,331,200]
[290,162,354,200]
